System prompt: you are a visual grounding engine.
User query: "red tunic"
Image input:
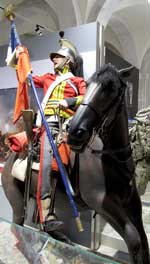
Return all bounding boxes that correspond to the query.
[33,73,86,118]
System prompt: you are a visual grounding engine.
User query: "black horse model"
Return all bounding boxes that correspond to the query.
[68,63,150,264]
[1,63,150,263]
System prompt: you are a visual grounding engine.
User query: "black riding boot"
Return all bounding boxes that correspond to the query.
[42,176,64,232]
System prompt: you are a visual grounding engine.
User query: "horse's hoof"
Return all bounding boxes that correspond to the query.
[49,231,74,246]
[43,219,64,232]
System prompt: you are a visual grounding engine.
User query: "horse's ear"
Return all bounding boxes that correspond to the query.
[72,55,84,77]
[119,65,134,79]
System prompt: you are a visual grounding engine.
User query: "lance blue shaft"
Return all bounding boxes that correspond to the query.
[28,74,83,232]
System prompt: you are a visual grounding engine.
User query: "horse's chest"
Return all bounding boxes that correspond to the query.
[79,148,105,187]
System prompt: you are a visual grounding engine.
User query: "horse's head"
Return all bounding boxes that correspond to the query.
[68,63,133,152]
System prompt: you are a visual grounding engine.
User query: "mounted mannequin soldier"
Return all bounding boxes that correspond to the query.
[6,18,86,232]
[3,6,85,234]
[30,33,86,232]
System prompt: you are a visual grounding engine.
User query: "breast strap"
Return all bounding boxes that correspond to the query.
[36,72,77,127]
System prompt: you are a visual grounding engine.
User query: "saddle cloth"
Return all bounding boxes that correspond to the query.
[8,130,71,172]
[8,131,28,152]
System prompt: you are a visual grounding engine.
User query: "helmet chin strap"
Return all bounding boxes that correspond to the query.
[55,56,71,72]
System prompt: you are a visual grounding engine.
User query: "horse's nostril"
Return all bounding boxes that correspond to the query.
[76,129,84,139]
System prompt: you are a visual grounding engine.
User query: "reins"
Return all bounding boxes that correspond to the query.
[90,144,133,170]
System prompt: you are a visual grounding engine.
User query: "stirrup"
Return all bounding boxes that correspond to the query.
[43,218,64,232]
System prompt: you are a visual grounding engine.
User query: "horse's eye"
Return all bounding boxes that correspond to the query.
[76,129,85,139]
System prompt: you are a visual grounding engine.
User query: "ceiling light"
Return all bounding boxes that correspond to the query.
[35,24,42,36]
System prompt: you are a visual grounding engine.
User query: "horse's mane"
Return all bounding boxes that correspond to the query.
[87,63,120,91]
[72,55,84,77]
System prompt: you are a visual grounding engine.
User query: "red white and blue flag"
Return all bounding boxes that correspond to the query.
[6,20,21,67]
[6,19,32,123]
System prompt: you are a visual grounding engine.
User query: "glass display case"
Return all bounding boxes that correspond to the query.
[0,218,122,264]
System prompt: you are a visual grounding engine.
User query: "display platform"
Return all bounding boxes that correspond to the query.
[0,218,125,264]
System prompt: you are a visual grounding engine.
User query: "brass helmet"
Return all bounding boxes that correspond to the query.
[49,31,77,65]
[50,32,84,77]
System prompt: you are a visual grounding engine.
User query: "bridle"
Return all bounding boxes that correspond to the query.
[84,79,134,178]
[84,79,126,146]
[85,79,135,193]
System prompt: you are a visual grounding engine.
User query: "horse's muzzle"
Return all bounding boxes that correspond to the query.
[67,128,90,153]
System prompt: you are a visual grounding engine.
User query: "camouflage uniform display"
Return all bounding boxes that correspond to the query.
[129,107,150,195]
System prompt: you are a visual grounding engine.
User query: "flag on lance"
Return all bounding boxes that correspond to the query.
[6,19,32,123]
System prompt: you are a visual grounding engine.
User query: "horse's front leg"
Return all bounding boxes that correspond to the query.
[125,179,150,264]
[101,194,144,264]
[78,152,144,264]
[83,190,143,263]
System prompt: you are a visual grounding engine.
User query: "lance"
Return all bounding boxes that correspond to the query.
[28,74,83,232]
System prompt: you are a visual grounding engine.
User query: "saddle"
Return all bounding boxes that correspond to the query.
[8,129,78,185]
